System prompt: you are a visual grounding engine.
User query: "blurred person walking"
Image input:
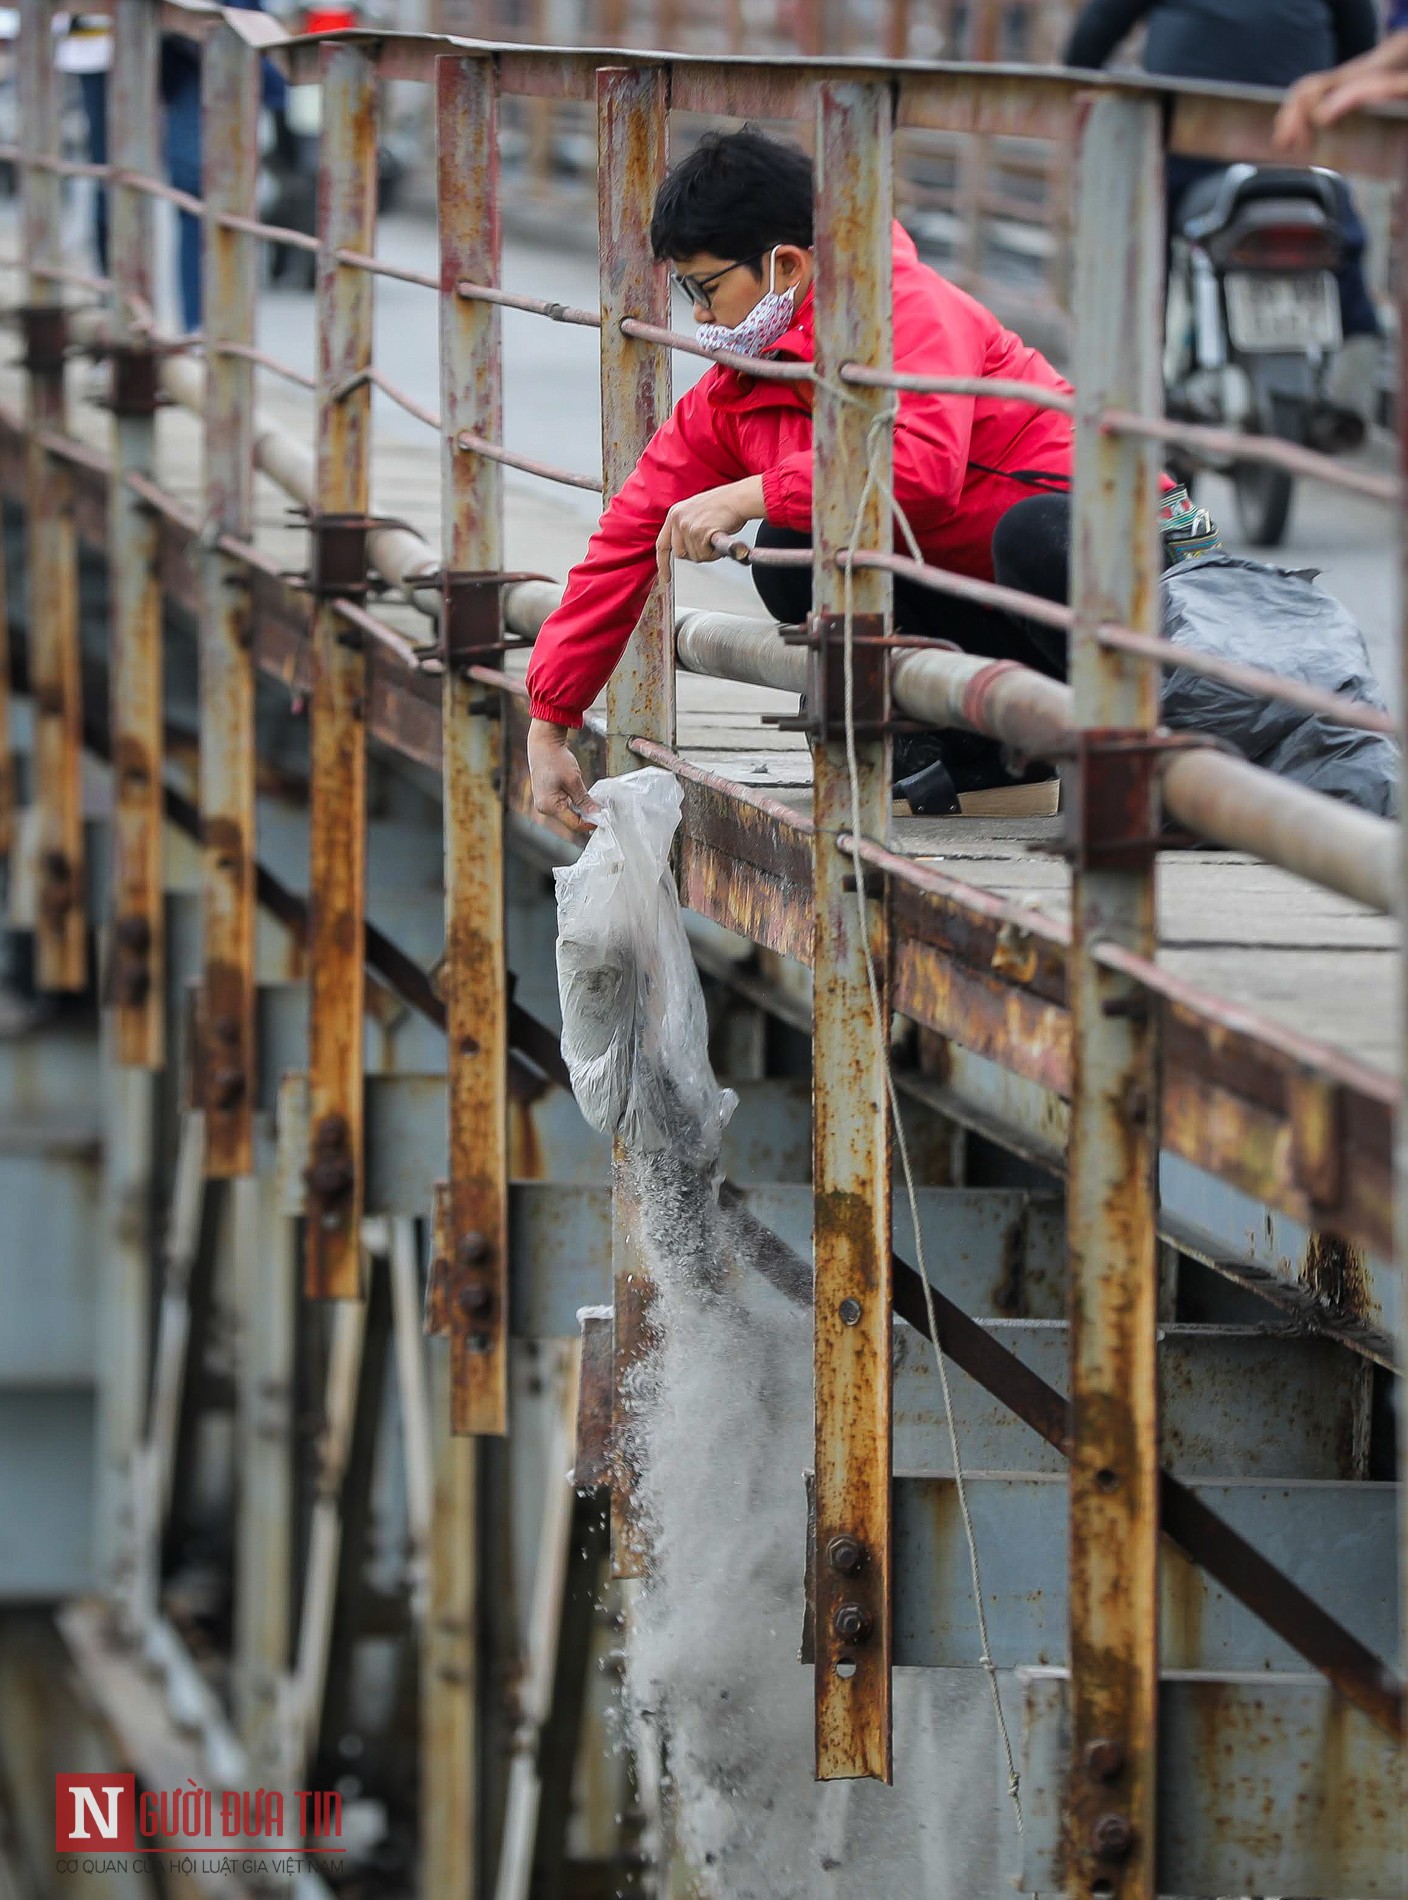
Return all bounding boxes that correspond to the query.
[73,2,283,332]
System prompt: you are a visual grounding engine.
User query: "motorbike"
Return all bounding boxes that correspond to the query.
[1164,163,1360,549]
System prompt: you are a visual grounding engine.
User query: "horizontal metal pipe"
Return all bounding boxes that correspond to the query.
[112,167,204,218]
[215,209,320,253]
[334,246,439,290]
[454,428,602,493]
[628,734,817,833]
[456,280,601,327]
[841,362,1074,412]
[1103,405,1401,506]
[368,368,441,433]
[1091,938,1398,1103]
[209,339,316,390]
[675,609,807,693]
[619,316,815,381]
[853,545,1076,632]
[1100,623,1398,737]
[331,597,424,665]
[1161,746,1396,912]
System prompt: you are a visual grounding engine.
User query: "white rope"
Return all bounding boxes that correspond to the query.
[828,382,1026,1841]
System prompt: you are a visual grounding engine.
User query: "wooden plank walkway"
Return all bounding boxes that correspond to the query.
[1,306,1398,1081]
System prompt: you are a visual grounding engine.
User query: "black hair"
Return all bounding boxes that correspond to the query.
[649,127,814,268]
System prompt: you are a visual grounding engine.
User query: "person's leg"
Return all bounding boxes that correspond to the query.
[1330,177,1381,340]
[164,72,203,331]
[989,492,1071,678]
[749,521,814,624]
[79,71,109,277]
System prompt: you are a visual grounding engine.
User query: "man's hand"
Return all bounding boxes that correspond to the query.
[655,476,767,583]
[528,718,599,837]
[1275,35,1408,151]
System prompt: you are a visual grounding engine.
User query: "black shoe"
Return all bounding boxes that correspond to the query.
[893,729,1058,817]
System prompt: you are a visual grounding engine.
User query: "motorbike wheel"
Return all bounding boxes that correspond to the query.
[1231,459,1295,548]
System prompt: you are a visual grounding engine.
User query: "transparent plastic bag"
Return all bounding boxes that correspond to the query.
[554,768,736,1168]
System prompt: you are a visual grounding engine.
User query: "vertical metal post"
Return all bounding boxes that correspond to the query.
[600,64,673,772]
[233,1150,295,1785]
[305,46,378,1300]
[424,1338,479,1898]
[1065,91,1164,1900]
[95,1026,156,1613]
[809,79,894,1785]
[19,0,85,990]
[437,54,509,1437]
[200,21,261,1176]
[598,63,673,1579]
[107,0,164,1066]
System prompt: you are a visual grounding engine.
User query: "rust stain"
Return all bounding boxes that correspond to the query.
[1299,1230,1373,1323]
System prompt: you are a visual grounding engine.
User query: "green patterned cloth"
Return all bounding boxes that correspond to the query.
[1159,484,1222,564]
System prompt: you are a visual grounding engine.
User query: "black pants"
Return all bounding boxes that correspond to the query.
[750,491,1072,677]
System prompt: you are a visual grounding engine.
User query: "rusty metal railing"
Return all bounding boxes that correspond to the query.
[0,3,1404,1896]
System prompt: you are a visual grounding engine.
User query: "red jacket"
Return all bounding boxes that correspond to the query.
[526,223,1076,727]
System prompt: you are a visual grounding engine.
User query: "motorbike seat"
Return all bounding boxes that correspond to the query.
[1174,164,1339,237]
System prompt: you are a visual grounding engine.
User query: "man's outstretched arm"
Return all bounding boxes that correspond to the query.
[524,387,747,831]
[1276,13,1408,149]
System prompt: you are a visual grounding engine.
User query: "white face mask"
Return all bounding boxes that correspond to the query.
[695,248,797,359]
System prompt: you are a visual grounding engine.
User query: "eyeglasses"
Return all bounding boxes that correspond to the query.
[669,253,764,312]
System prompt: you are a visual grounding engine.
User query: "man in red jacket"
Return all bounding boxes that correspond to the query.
[526,128,1086,829]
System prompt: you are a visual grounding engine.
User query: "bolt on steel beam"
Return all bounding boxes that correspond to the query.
[809,79,895,1785]
[1063,91,1165,1900]
[106,0,164,1067]
[199,21,261,1173]
[305,44,379,1300]
[436,53,511,1439]
[598,63,673,1582]
[20,0,85,991]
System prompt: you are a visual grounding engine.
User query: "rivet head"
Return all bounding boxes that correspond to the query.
[1084,1737,1125,1782]
[832,1601,872,1644]
[458,1230,491,1267]
[1091,1813,1134,1863]
[457,1283,492,1317]
[826,1534,864,1577]
[838,1297,862,1326]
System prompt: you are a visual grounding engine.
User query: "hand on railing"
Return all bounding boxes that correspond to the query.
[655,477,765,584]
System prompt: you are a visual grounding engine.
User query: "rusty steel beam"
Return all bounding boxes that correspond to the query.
[199,23,261,1173]
[20,0,84,990]
[304,45,378,1300]
[1063,91,1165,1900]
[809,79,895,1785]
[437,56,509,1438]
[106,0,164,1065]
[598,63,673,1580]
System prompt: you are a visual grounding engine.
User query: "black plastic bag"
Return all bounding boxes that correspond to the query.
[1159,555,1398,816]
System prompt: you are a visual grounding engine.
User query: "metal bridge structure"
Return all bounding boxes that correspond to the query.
[0,2,1402,1895]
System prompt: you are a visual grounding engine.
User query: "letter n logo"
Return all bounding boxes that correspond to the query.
[56,1773,136,1851]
